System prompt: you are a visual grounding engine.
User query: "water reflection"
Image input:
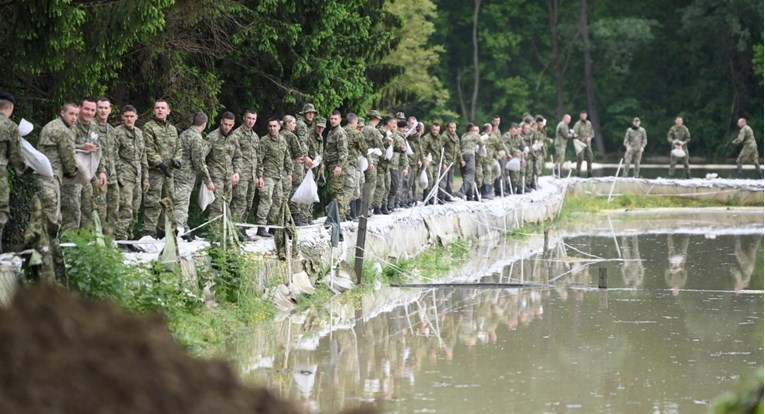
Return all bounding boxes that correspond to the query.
[228,231,763,413]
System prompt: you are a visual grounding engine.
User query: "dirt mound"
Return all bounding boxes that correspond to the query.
[0,285,299,414]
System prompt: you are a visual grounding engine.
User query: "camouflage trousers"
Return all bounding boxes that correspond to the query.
[288,160,306,220]
[576,146,593,176]
[92,181,120,235]
[255,176,283,225]
[142,169,174,236]
[737,146,760,169]
[32,175,66,282]
[207,176,232,221]
[668,150,689,178]
[231,173,256,223]
[623,149,643,178]
[173,172,196,232]
[343,165,361,203]
[61,182,93,234]
[362,166,377,207]
[115,180,142,240]
[328,164,348,219]
[373,168,389,209]
[0,173,8,232]
[387,168,401,209]
[459,153,476,196]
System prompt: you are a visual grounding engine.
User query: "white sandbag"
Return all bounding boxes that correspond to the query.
[419,168,428,188]
[20,138,53,177]
[198,182,215,211]
[358,156,369,172]
[573,139,587,155]
[291,169,319,204]
[367,148,382,157]
[405,141,414,156]
[671,148,686,158]
[506,158,521,172]
[491,159,501,177]
[18,119,33,137]
[385,144,394,160]
[63,149,101,185]
[312,155,322,167]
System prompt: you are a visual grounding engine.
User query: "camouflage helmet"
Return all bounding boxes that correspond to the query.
[367,110,382,119]
[314,117,327,128]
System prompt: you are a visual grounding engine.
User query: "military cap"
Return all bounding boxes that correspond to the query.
[314,117,327,127]
[510,122,520,128]
[395,111,406,120]
[0,92,16,104]
[358,119,365,127]
[633,117,640,122]
[397,120,408,128]
[367,110,382,119]
[300,103,318,114]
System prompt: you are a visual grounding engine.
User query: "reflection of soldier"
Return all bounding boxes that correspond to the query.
[730,236,760,291]
[621,235,644,289]
[664,234,689,296]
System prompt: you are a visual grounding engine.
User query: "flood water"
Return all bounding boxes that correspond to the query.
[226,213,763,413]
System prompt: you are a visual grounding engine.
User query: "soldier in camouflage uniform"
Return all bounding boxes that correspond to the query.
[529,120,551,188]
[196,112,241,221]
[36,102,81,282]
[362,111,383,214]
[292,105,317,225]
[554,114,574,178]
[440,121,460,198]
[255,118,292,237]
[372,116,394,215]
[388,119,408,211]
[324,110,349,220]
[231,110,258,223]
[0,92,27,252]
[520,122,536,189]
[344,113,368,219]
[300,117,325,224]
[403,123,423,207]
[62,98,104,233]
[666,116,691,179]
[623,117,647,178]
[458,124,480,200]
[573,111,594,178]
[142,99,181,238]
[173,112,207,232]
[113,105,149,241]
[475,124,491,199]
[504,123,526,193]
[731,118,761,179]
[420,122,441,204]
[94,97,119,234]
[281,115,308,227]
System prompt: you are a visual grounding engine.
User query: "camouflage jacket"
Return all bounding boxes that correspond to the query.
[38,117,78,179]
[176,126,204,184]
[0,113,25,173]
[75,118,106,175]
[257,132,292,179]
[233,125,259,179]
[732,125,756,149]
[667,125,690,147]
[324,124,348,168]
[361,125,383,166]
[555,121,573,147]
[113,125,148,184]
[200,128,242,184]
[344,125,368,169]
[624,127,647,149]
[143,117,180,170]
[441,131,460,166]
[96,121,118,182]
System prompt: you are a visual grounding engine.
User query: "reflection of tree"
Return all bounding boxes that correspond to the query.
[731,236,761,292]
[621,235,644,289]
[664,234,689,296]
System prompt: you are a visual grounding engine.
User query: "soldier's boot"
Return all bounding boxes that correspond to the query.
[735,165,743,179]
[373,206,382,215]
[348,201,358,222]
[256,227,272,238]
[482,185,494,200]
[381,204,391,215]
[759,168,764,180]
[355,199,365,219]
[240,227,256,241]
[685,169,691,179]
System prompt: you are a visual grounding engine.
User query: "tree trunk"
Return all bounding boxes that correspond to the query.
[579,0,604,154]
[469,0,481,123]
[547,0,565,119]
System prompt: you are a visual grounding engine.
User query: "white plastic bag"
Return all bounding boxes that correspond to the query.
[358,156,369,172]
[64,148,101,185]
[20,138,53,177]
[385,145,394,160]
[291,169,319,204]
[506,158,521,172]
[671,148,686,158]
[198,182,215,211]
[405,141,414,156]
[312,155,322,167]
[573,139,587,155]
[18,119,33,137]
[419,169,428,188]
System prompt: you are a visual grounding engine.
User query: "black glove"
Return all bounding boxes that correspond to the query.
[171,160,181,169]
[158,162,172,178]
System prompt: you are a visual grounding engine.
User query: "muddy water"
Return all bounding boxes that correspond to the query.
[227,216,763,413]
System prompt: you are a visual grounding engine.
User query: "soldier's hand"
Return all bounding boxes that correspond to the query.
[460,160,466,167]
[81,142,98,153]
[97,172,107,189]
[142,180,150,192]
[171,160,182,169]
[231,172,240,186]
[303,157,314,169]
[118,177,125,187]
[158,162,172,178]
[206,181,215,192]
[402,168,409,178]
[333,165,341,177]
[257,177,265,189]
[287,174,293,184]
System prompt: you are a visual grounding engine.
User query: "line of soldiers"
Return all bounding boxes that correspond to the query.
[1,90,762,280]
